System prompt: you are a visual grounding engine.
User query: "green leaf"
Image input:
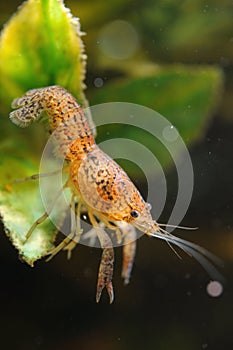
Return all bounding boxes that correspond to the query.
[0,0,87,113]
[0,138,56,266]
[91,64,223,176]
[0,0,88,265]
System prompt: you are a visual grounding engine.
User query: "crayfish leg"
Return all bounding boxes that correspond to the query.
[117,222,137,285]
[11,169,64,184]
[46,197,83,261]
[98,214,123,245]
[63,199,83,259]
[24,185,67,241]
[46,231,76,262]
[88,211,115,304]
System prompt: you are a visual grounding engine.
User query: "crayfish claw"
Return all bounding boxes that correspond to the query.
[96,244,114,303]
[106,282,114,304]
[96,281,114,304]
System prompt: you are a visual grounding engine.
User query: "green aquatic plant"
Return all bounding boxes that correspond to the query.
[0,0,88,264]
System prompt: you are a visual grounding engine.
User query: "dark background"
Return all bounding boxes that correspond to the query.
[0,1,233,349]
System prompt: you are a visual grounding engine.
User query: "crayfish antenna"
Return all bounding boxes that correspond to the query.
[158,223,198,230]
[149,223,224,283]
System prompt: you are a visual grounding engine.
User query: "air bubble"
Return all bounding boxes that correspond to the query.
[98,20,139,60]
[94,77,104,88]
[162,125,179,142]
[206,280,223,297]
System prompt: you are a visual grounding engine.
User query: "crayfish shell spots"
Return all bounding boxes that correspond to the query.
[75,145,153,225]
[75,147,123,217]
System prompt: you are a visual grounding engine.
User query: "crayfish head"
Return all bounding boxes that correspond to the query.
[116,180,159,234]
[128,207,159,235]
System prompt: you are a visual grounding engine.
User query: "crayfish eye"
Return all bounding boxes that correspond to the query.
[130,210,139,218]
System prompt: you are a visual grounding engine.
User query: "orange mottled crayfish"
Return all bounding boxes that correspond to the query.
[10,86,222,303]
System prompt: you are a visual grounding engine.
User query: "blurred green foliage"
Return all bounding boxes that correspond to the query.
[67,0,232,63]
[70,0,231,119]
[93,66,223,145]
